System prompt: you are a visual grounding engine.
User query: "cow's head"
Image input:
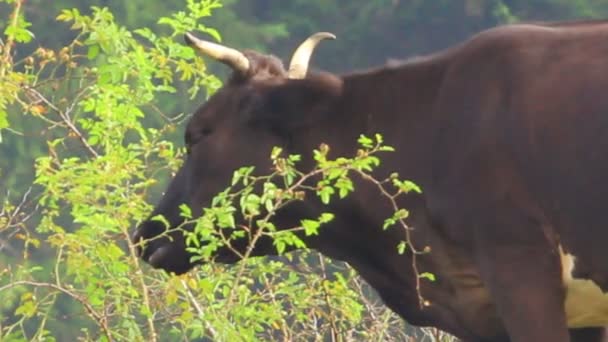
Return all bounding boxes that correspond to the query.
[132,32,345,274]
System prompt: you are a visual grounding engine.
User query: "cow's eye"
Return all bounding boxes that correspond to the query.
[185,127,213,151]
[201,127,213,136]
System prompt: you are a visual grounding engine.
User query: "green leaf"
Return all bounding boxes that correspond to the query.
[394,209,409,220]
[397,241,407,254]
[274,239,286,254]
[318,212,334,224]
[419,272,436,282]
[217,208,236,228]
[393,179,423,194]
[317,186,335,204]
[301,219,320,236]
[151,214,170,229]
[383,217,396,230]
[242,193,261,216]
[56,9,75,22]
[87,44,100,60]
[264,198,274,213]
[403,180,422,194]
[357,134,374,148]
[270,146,283,159]
[0,113,6,127]
[201,27,221,42]
[179,204,192,219]
[336,177,354,198]
[374,133,384,144]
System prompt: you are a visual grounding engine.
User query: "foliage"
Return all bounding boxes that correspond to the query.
[0,0,33,141]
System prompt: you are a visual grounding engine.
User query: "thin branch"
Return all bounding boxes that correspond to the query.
[319,255,340,342]
[22,85,99,157]
[179,279,219,339]
[0,281,113,341]
[0,0,22,78]
[354,169,429,307]
[0,188,39,256]
[123,229,158,342]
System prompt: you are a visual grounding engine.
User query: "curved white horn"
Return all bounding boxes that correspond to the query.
[287,32,336,79]
[184,32,250,74]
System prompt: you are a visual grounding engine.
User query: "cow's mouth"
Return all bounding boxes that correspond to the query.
[141,242,193,275]
[131,223,194,275]
[147,244,172,267]
[132,220,249,275]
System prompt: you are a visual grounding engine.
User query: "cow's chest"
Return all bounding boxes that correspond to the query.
[560,248,608,327]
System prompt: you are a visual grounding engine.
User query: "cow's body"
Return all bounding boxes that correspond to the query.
[132,21,608,341]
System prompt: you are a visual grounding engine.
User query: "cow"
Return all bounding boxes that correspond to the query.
[131,20,608,341]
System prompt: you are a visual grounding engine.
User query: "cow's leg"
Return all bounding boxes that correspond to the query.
[570,327,607,342]
[473,208,568,342]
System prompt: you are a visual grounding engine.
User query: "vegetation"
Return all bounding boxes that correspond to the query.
[2,0,608,340]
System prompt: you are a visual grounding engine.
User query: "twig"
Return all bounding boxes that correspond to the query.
[124,229,158,342]
[22,85,99,157]
[354,170,428,307]
[179,279,219,339]
[0,188,39,256]
[0,0,22,78]
[259,272,290,340]
[0,280,113,341]
[319,255,340,342]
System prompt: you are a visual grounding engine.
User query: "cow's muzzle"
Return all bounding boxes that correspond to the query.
[131,220,194,275]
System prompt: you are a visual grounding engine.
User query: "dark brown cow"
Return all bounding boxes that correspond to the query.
[131,20,608,341]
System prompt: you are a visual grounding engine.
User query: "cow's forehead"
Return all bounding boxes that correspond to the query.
[226,51,287,84]
[184,52,287,122]
[195,57,290,120]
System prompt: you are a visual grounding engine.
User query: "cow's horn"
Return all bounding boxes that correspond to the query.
[184,32,250,74]
[287,32,336,79]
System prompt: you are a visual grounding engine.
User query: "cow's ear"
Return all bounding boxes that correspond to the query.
[256,73,343,129]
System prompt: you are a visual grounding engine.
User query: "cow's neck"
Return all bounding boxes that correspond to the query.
[298,56,451,254]
[335,57,449,182]
[297,57,454,323]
